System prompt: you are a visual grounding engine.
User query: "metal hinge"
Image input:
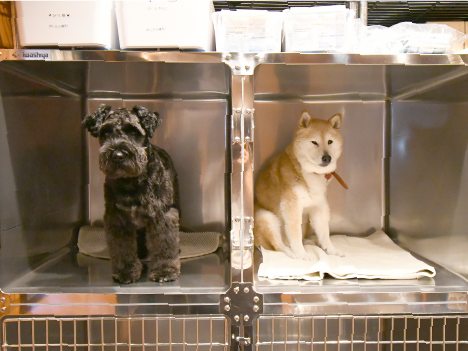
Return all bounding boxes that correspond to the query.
[223,53,265,76]
[231,216,254,251]
[232,108,255,146]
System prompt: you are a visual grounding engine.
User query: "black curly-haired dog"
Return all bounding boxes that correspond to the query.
[84,104,180,284]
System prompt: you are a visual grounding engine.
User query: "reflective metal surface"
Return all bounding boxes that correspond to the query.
[1,249,229,296]
[0,63,84,263]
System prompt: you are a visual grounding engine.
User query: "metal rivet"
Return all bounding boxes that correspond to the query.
[244,217,251,222]
[234,216,241,222]
[253,305,259,312]
[245,65,250,70]
[246,109,251,114]
[232,334,236,339]
[235,65,241,70]
[0,297,5,303]
[225,54,231,60]
[1,307,5,313]
[253,296,259,303]
[234,315,240,322]
[245,136,251,142]
[234,287,240,294]
[224,305,230,311]
[244,315,250,322]
[224,297,230,303]
[236,108,242,113]
[254,55,260,61]
[244,287,249,293]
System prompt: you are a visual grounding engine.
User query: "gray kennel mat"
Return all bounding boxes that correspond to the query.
[78,225,223,260]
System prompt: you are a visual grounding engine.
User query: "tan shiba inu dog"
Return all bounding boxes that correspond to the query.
[254,110,344,260]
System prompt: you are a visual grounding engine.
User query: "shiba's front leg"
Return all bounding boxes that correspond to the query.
[281,198,313,261]
[308,205,344,257]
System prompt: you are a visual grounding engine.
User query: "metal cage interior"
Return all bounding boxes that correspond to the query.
[0,58,468,298]
[0,60,231,294]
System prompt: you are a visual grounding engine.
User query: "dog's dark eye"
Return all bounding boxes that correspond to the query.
[123,125,141,136]
[99,126,113,137]
[328,140,333,145]
[311,141,318,146]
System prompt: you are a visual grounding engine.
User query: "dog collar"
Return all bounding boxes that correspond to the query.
[325,171,348,190]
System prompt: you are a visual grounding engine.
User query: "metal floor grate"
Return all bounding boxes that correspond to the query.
[2,316,229,350]
[256,315,468,350]
[213,1,468,27]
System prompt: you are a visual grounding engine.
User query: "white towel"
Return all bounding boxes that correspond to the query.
[77,225,223,260]
[258,231,436,280]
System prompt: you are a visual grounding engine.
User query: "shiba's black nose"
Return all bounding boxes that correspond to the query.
[322,155,331,164]
[112,150,125,163]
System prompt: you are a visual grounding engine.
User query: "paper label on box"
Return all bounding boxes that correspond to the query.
[10,50,51,61]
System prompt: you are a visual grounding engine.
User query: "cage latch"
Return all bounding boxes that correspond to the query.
[236,336,251,346]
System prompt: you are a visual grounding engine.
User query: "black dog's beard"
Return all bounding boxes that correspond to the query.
[99,141,148,178]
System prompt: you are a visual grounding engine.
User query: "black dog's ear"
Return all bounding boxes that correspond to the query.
[84,104,111,137]
[132,106,161,138]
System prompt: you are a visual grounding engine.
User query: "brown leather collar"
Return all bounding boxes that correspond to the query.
[325,171,348,190]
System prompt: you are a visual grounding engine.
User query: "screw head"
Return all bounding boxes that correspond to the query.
[225,54,231,60]
[253,296,259,303]
[234,315,240,322]
[254,55,260,61]
[244,217,251,222]
[253,305,259,312]
[244,315,250,322]
[234,287,240,294]
[246,109,251,114]
[234,216,241,222]
[0,297,5,303]
[0,307,5,313]
[245,65,250,70]
[244,287,249,293]
[245,136,251,142]
[236,108,242,113]
[224,297,230,303]
[235,65,241,70]
[224,305,230,311]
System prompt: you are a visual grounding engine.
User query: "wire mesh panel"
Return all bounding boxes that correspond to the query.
[2,315,229,351]
[256,315,468,351]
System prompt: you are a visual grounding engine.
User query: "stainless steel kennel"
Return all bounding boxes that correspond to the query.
[1,50,468,350]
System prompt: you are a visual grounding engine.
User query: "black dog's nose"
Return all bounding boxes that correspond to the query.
[322,155,331,164]
[112,150,124,163]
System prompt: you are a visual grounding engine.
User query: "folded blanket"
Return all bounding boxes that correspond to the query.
[78,225,223,260]
[258,231,436,280]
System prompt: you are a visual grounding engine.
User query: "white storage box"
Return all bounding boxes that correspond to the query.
[16,1,118,49]
[116,0,215,51]
[212,10,283,52]
[283,5,356,53]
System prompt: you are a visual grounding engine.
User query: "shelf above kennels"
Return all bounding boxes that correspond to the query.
[2,49,468,64]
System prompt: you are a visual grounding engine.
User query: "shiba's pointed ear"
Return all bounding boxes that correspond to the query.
[83,104,111,137]
[132,106,161,138]
[328,114,341,129]
[299,110,312,128]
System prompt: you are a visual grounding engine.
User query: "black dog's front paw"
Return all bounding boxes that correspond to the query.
[149,265,180,283]
[112,259,143,284]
